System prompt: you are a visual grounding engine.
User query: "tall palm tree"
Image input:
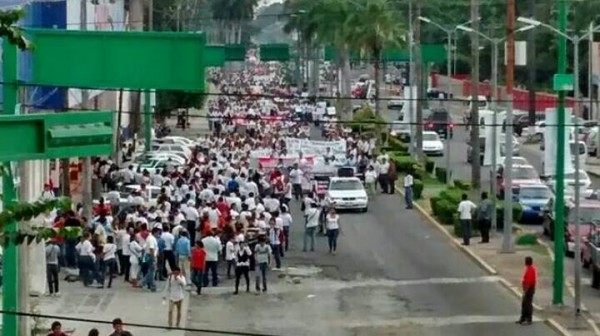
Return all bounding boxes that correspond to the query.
[345,0,406,115]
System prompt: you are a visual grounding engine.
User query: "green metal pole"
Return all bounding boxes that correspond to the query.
[2,39,20,336]
[144,90,152,152]
[553,0,568,305]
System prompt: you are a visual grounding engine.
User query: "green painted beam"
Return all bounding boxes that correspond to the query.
[260,43,290,62]
[0,111,114,161]
[205,45,225,67]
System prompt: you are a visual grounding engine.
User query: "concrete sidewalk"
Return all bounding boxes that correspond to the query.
[35,274,189,336]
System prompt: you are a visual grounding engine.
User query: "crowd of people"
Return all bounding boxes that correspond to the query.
[39,59,407,334]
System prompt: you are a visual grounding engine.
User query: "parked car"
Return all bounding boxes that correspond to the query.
[387,98,404,111]
[466,136,485,164]
[516,184,554,223]
[424,108,454,139]
[496,164,542,197]
[544,169,593,199]
[543,198,600,257]
[326,177,368,212]
[389,122,411,143]
[513,112,545,136]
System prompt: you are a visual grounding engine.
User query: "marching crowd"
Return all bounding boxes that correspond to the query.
[41,60,407,334]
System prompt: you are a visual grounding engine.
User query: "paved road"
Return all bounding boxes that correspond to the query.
[185,123,559,336]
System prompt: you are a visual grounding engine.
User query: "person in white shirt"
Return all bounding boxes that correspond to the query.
[289,164,304,200]
[101,236,118,288]
[378,157,391,194]
[225,237,236,279]
[78,232,97,287]
[162,266,187,329]
[404,173,414,209]
[304,202,320,252]
[120,228,132,282]
[325,207,341,254]
[280,205,293,252]
[201,231,222,287]
[263,194,280,214]
[364,165,378,196]
[457,194,477,246]
[207,204,221,229]
[141,228,160,291]
[128,234,143,287]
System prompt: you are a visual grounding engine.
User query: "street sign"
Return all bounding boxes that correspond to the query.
[260,44,290,61]
[225,44,247,61]
[0,111,113,161]
[205,45,226,67]
[27,29,207,91]
[553,73,574,91]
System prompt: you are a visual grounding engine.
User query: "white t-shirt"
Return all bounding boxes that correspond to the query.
[225,241,236,261]
[326,214,340,230]
[365,170,377,183]
[305,208,320,228]
[404,174,414,187]
[103,243,117,261]
[289,168,303,184]
[280,213,293,227]
[161,232,175,251]
[457,200,477,220]
[144,235,158,257]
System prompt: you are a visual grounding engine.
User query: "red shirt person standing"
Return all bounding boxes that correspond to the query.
[517,256,537,325]
[190,241,206,295]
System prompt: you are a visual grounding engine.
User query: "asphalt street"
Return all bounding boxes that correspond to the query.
[185,122,559,336]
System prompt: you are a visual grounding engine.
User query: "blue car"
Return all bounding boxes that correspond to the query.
[516,184,555,223]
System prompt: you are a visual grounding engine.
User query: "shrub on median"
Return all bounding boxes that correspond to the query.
[496,204,524,230]
[425,159,435,174]
[435,167,447,183]
[413,179,424,199]
[453,179,471,191]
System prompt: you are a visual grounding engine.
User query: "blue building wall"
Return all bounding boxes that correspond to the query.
[20,0,66,110]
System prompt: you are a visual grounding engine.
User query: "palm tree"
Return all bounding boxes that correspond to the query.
[345,0,406,116]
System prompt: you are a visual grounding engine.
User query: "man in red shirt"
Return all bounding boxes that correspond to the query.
[190,241,206,295]
[517,256,537,325]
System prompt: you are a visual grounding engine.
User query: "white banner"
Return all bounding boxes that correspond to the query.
[544,108,574,176]
[483,113,502,167]
[284,138,347,158]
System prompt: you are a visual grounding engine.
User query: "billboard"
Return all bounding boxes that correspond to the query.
[66,0,125,108]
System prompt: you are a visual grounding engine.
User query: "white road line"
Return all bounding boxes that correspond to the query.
[330,315,543,328]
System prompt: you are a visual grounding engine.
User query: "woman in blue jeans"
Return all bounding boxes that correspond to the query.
[325,208,340,254]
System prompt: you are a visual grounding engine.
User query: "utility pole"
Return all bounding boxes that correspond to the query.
[526,0,536,125]
[144,0,153,151]
[415,0,425,162]
[408,0,415,158]
[502,0,516,253]
[553,0,568,305]
[129,0,144,144]
[18,162,30,336]
[80,0,92,221]
[469,0,481,191]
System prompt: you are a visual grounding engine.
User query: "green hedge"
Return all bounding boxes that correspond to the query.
[435,167,447,183]
[390,156,425,180]
[425,159,435,173]
[389,138,409,153]
[496,204,524,229]
[414,179,424,199]
[453,179,471,191]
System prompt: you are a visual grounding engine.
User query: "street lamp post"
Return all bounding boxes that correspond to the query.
[456,24,535,237]
[518,15,600,317]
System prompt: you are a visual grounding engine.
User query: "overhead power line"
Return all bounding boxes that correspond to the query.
[0,309,281,336]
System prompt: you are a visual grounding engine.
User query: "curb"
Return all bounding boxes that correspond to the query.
[546,318,574,336]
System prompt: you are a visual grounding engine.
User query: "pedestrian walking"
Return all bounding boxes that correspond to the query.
[477,192,493,243]
[364,165,377,196]
[280,205,293,252]
[101,236,117,288]
[517,256,537,325]
[128,234,143,288]
[303,202,320,252]
[225,236,236,279]
[377,157,390,193]
[175,230,191,279]
[201,229,221,287]
[267,218,282,269]
[457,193,477,246]
[403,172,414,209]
[163,266,187,329]
[234,240,252,295]
[190,240,206,295]
[45,239,61,296]
[325,208,340,254]
[254,235,272,292]
[388,159,398,194]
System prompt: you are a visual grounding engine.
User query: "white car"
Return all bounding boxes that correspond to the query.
[135,151,186,165]
[121,185,162,206]
[155,136,196,149]
[546,170,593,198]
[151,143,192,159]
[420,131,444,156]
[496,156,529,170]
[135,158,180,175]
[326,177,368,212]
